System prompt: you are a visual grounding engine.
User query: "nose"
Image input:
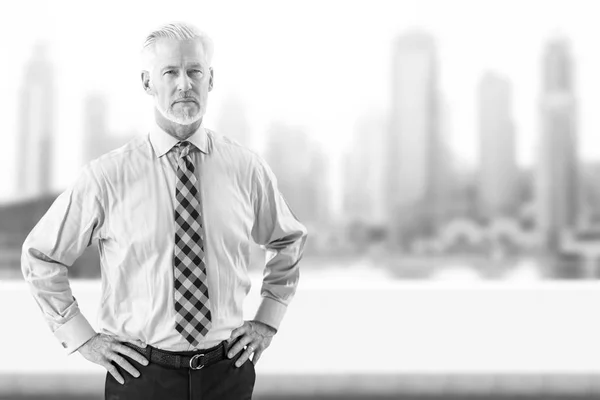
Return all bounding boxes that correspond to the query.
[177,72,192,92]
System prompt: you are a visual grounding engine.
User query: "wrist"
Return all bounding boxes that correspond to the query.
[252,320,277,335]
[76,332,98,352]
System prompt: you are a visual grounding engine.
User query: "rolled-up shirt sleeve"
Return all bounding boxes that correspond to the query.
[21,164,105,354]
[251,157,308,331]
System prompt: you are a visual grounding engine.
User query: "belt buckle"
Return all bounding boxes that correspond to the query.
[189,353,205,370]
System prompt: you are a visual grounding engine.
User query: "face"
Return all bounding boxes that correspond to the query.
[142,38,213,125]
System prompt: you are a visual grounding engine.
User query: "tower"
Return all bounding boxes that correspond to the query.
[387,31,442,245]
[478,72,518,218]
[536,37,578,250]
[17,43,55,198]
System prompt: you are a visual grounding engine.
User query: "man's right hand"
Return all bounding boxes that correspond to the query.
[77,333,149,384]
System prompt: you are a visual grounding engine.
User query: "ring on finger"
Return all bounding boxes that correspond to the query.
[247,344,255,352]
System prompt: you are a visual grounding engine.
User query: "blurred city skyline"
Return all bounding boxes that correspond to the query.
[5,0,600,280]
[3,0,600,209]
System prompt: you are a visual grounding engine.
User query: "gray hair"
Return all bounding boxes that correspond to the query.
[141,22,214,70]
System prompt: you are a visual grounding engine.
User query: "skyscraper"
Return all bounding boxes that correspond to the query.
[536,37,579,250]
[478,72,518,218]
[343,114,387,224]
[17,43,55,198]
[387,31,443,245]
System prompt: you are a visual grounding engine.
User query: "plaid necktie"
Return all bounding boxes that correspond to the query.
[173,141,212,346]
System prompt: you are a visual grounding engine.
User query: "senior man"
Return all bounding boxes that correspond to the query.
[21,22,307,400]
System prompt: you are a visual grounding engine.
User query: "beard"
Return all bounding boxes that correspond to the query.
[155,95,203,125]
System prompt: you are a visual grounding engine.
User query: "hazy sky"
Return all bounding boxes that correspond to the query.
[1,0,599,202]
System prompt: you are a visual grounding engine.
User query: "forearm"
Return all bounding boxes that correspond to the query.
[21,244,97,354]
[254,232,307,330]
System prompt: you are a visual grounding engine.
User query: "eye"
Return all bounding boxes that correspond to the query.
[163,70,176,76]
[189,69,203,76]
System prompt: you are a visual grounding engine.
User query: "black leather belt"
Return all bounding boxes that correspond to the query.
[123,341,228,370]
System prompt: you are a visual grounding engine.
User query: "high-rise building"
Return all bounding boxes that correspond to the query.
[478,72,518,218]
[536,37,579,250]
[387,31,444,244]
[17,43,55,198]
[343,114,386,224]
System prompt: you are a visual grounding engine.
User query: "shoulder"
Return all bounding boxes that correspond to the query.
[207,128,268,174]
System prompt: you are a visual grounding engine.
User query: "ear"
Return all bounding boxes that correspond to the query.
[141,71,154,95]
[208,68,214,92]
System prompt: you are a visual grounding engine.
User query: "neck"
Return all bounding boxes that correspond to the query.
[154,108,202,141]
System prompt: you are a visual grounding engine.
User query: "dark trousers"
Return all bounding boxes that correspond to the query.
[105,341,256,400]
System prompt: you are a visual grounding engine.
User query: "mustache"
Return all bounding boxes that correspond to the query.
[172,92,200,103]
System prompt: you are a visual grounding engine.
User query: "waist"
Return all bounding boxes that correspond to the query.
[123,340,230,370]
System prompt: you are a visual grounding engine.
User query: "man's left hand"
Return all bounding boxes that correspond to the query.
[227,320,276,367]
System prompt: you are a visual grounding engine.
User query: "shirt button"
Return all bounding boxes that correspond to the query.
[61,342,67,348]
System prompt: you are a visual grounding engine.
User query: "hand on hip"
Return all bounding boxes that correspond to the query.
[226,320,276,367]
[78,333,149,384]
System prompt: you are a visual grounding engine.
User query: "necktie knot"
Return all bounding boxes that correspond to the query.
[177,141,192,159]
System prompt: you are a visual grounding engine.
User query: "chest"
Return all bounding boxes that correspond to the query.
[103,158,255,247]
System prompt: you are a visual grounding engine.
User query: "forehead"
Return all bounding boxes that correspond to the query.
[151,38,207,67]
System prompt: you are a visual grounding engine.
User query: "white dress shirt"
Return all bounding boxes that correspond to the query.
[21,122,308,354]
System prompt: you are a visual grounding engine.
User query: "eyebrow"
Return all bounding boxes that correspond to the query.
[161,65,178,73]
[160,63,203,73]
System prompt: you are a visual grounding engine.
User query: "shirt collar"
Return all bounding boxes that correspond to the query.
[148,120,209,158]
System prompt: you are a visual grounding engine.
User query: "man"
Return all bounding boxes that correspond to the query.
[21,22,307,400]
